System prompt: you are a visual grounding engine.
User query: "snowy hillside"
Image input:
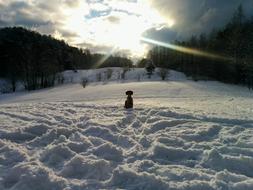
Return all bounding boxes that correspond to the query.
[62,68,185,84]
[0,68,184,94]
[1,69,253,190]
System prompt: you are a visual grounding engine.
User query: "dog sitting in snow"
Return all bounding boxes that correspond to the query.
[124,91,133,109]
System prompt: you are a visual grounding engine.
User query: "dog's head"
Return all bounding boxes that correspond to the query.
[126,91,133,96]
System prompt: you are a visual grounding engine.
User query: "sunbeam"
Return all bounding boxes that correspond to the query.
[140,37,232,61]
[93,46,118,69]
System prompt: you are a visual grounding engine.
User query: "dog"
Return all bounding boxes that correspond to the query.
[125,90,133,109]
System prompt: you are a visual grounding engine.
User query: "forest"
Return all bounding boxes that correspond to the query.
[0,27,133,91]
[143,5,253,89]
[1,5,253,92]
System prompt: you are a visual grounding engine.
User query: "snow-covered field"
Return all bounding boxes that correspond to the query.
[1,69,253,190]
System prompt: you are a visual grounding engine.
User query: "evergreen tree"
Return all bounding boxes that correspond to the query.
[146,4,253,88]
[0,27,133,92]
[145,60,155,79]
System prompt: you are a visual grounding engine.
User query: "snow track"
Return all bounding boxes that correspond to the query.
[1,102,253,190]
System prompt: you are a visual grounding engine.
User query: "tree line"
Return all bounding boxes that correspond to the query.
[142,5,253,89]
[0,27,133,92]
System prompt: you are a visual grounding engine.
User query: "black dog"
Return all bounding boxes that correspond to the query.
[125,91,133,109]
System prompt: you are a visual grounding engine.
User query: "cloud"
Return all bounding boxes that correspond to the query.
[77,41,113,53]
[0,1,48,27]
[89,2,110,12]
[0,0,172,56]
[143,27,178,43]
[0,0,85,39]
[106,15,121,24]
[0,0,253,57]
[148,0,253,39]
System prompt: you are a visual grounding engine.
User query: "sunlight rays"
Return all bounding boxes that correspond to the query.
[93,46,118,69]
[140,37,231,60]
[60,0,175,56]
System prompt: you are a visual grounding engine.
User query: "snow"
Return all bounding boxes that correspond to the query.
[1,68,253,189]
[62,67,185,84]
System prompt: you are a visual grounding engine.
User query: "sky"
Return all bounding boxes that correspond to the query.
[0,0,253,57]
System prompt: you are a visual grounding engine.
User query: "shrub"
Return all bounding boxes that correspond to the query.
[137,74,141,81]
[106,69,113,80]
[145,60,155,79]
[80,77,88,88]
[70,76,73,83]
[96,73,102,82]
[0,80,12,94]
[117,71,121,80]
[56,74,65,84]
[158,68,169,80]
[121,68,128,80]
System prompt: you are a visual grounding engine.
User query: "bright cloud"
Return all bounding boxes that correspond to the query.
[0,0,174,57]
[1,0,252,57]
[61,0,174,57]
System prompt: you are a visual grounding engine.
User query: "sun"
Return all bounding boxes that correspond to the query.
[104,5,175,57]
[101,11,174,57]
[61,1,175,57]
[105,16,147,56]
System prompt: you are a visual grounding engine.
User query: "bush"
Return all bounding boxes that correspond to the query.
[137,74,141,81]
[56,74,65,85]
[158,68,169,80]
[96,73,102,82]
[70,76,73,83]
[0,80,12,94]
[145,60,155,79]
[121,68,129,80]
[80,77,88,88]
[106,69,113,80]
[117,71,121,80]
[137,58,147,68]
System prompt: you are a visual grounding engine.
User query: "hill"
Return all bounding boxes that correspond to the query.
[0,27,133,91]
[1,70,253,189]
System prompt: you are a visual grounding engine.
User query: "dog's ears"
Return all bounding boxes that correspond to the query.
[126,91,133,95]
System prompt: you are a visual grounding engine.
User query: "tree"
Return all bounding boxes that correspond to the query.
[0,27,134,91]
[145,60,155,79]
[137,58,147,68]
[158,68,169,81]
[144,4,253,87]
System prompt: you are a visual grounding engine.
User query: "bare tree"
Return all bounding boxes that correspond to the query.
[106,69,113,80]
[158,68,169,81]
[96,73,102,82]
